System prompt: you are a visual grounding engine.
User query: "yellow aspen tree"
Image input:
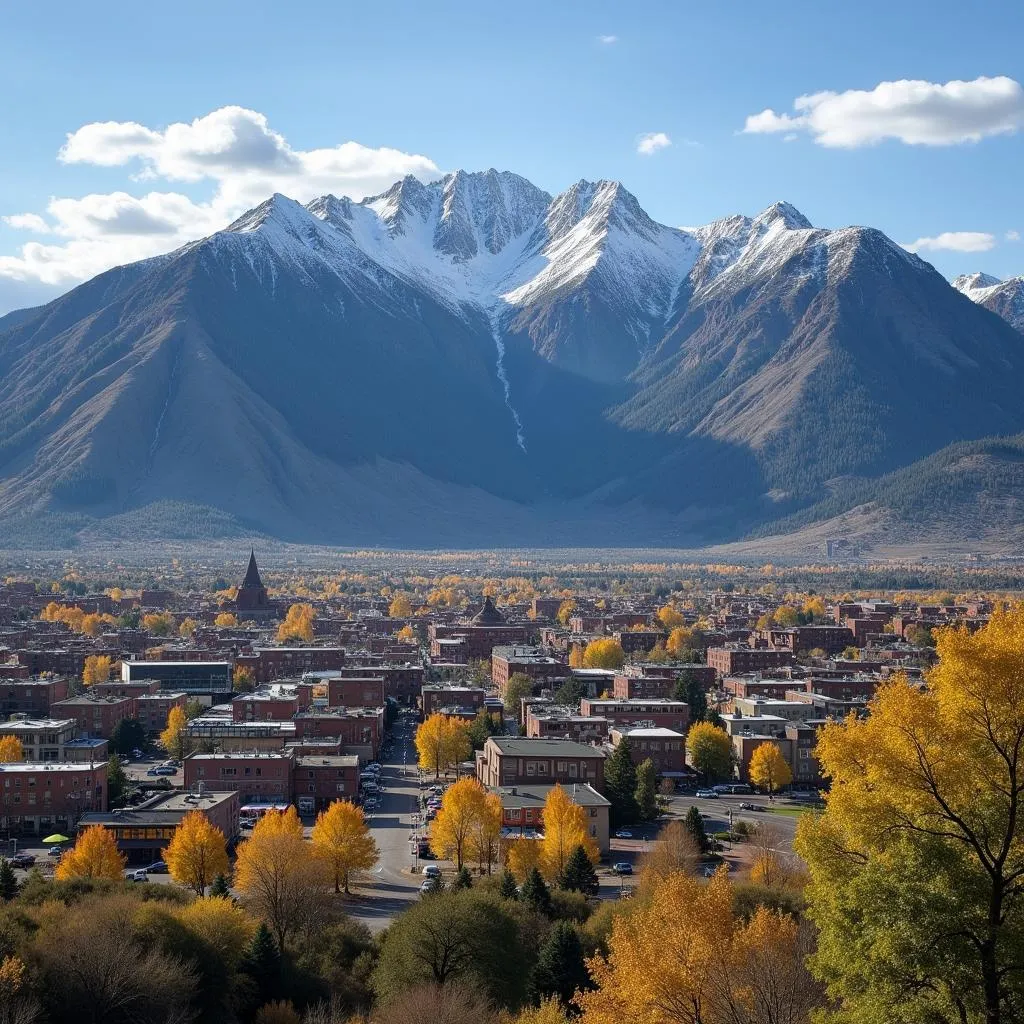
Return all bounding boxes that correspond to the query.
[55,824,126,881]
[747,742,792,795]
[0,736,23,763]
[215,612,239,627]
[82,654,112,685]
[310,799,378,893]
[388,594,413,618]
[430,777,486,870]
[467,790,503,874]
[581,639,625,670]
[504,836,542,882]
[175,897,257,968]
[164,809,230,894]
[540,784,598,882]
[160,705,190,761]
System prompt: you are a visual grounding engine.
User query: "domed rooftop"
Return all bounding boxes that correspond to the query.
[472,595,506,626]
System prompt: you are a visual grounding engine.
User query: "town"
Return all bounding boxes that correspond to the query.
[0,550,1014,1023]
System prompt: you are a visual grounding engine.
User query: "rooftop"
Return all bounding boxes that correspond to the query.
[487,737,605,758]
[489,782,610,808]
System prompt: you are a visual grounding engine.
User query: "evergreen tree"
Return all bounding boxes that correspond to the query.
[604,738,639,828]
[499,868,519,900]
[452,865,474,890]
[519,866,552,915]
[685,804,709,854]
[209,873,231,898]
[0,859,17,901]
[242,922,281,1004]
[635,758,658,821]
[107,754,129,806]
[674,671,708,724]
[559,844,599,896]
[532,921,593,1006]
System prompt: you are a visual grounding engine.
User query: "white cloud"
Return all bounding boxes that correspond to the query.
[1007,229,1021,242]
[743,76,1024,147]
[597,34,618,44]
[904,231,997,253]
[0,105,440,287]
[637,131,672,156]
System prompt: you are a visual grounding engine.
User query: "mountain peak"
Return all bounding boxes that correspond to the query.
[752,201,813,231]
[224,192,310,235]
[953,272,1002,295]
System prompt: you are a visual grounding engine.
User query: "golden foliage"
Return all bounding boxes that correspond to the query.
[747,742,792,794]
[506,997,572,1024]
[310,799,378,893]
[504,836,542,882]
[276,603,315,643]
[164,809,230,894]
[657,605,685,629]
[82,654,112,686]
[415,714,471,778]
[55,824,126,881]
[175,897,257,967]
[568,646,584,669]
[0,736,23,763]
[430,778,492,871]
[142,612,175,636]
[214,612,239,628]
[396,624,415,643]
[666,626,697,657]
[540,783,598,882]
[178,617,198,638]
[556,600,576,626]
[160,705,190,761]
[686,721,734,780]
[388,594,413,618]
[582,638,625,670]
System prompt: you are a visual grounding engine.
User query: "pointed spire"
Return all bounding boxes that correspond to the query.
[241,549,263,590]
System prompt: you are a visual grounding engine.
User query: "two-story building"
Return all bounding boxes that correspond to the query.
[476,737,606,792]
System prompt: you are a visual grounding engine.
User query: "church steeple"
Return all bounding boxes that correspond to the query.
[241,548,263,590]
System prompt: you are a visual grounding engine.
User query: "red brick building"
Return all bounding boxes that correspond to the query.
[293,755,361,814]
[429,598,529,661]
[185,752,294,804]
[421,685,485,717]
[136,692,189,735]
[580,698,690,734]
[706,646,795,678]
[50,694,136,739]
[0,761,107,835]
[491,646,566,694]
[0,677,70,718]
[476,737,605,791]
[609,726,687,774]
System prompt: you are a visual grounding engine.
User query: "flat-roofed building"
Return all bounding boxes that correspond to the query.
[185,751,294,804]
[476,737,606,791]
[293,755,360,814]
[609,726,686,774]
[580,698,689,734]
[0,760,107,836]
[121,659,232,700]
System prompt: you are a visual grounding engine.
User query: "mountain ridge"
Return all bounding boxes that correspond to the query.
[2,168,1024,552]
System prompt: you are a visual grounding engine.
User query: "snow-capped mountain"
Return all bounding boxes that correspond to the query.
[2,168,1024,548]
[953,272,1024,333]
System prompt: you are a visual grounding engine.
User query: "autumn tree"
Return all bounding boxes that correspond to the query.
[686,721,733,781]
[0,737,23,763]
[310,799,378,893]
[234,807,324,948]
[276,604,314,643]
[540,784,598,882]
[556,600,577,626]
[388,594,413,618]
[657,605,685,629]
[431,777,487,870]
[55,824,126,881]
[505,837,542,882]
[396,624,415,643]
[415,713,471,778]
[164,809,229,894]
[581,639,624,670]
[747,741,792,796]
[467,789,503,874]
[639,819,700,888]
[215,612,239,628]
[797,609,1024,1024]
[772,605,799,627]
[159,705,190,761]
[178,617,198,638]
[142,612,175,636]
[233,664,255,692]
[667,626,702,658]
[82,654,112,686]
[175,895,258,970]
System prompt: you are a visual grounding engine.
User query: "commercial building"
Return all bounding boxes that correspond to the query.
[121,659,232,701]
[0,761,107,836]
[476,737,606,791]
[184,752,294,804]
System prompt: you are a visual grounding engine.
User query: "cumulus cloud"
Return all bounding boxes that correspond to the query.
[597,34,618,44]
[637,131,672,155]
[904,231,997,254]
[0,106,440,287]
[1007,229,1021,242]
[743,76,1024,147]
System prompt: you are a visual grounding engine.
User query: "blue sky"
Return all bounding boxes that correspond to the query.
[1,0,1023,313]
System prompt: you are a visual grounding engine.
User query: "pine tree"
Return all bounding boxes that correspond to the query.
[0,859,17,901]
[210,873,231,898]
[107,754,129,806]
[452,865,473,890]
[674,671,708,724]
[499,868,519,900]
[635,758,658,821]
[604,738,639,828]
[685,804,709,854]
[520,866,552,915]
[243,923,281,1004]
[559,844,599,895]
[532,921,592,1006]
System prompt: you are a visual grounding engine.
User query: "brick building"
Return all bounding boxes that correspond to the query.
[0,677,70,718]
[580,698,690,734]
[490,646,566,694]
[525,709,609,743]
[0,761,107,836]
[706,646,795,677]
[421,685,485,717]
[609,726,687,774]
[476,737,606,791]
[136,692,190,735]
[493,782,611,853]
[185,752,294,804]
[293,755,361,814]
[50,694,136,739]
[429,598,530,661]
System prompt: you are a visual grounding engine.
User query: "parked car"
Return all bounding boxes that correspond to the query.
[738,802,762,811]
[614,830,633,839]
[146,860,169,873]
[127,869,148,882]
[422,864,442,878]
[47,846,64,857]
[695,789,719,799]
[419,878,441,895]
[10,853,35,868]
[711,785,733,794]
[612,862,633,875]
[151,766,176,776]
